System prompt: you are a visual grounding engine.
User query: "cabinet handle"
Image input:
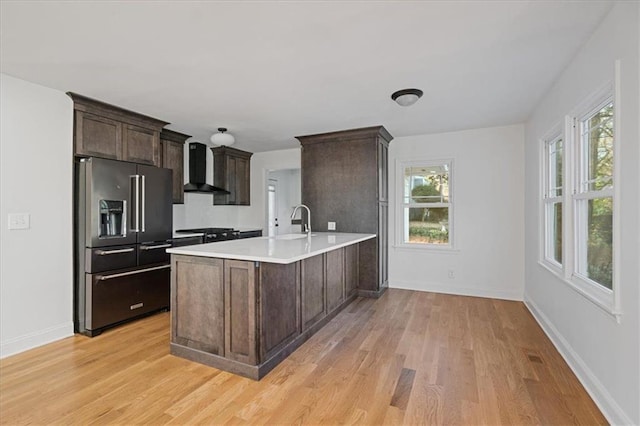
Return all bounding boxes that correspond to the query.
[95,248,135,255]
[140,244,171,251]
[98,264,170,281]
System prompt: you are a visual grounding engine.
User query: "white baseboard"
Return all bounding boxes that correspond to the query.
[0,322,74,359]
[524,294,634,426]
[389,279,523,301]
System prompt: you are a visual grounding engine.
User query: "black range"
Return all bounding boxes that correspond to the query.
[175,227,240,243]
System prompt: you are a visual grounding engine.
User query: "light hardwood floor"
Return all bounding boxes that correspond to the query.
[0,289,606,425]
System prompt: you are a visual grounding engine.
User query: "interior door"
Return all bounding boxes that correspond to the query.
[267,180,278,236]
[137,164,172,243]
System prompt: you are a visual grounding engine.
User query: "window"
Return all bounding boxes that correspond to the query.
[400,160,452,247]
[543,134,564,267]
[538,85,617,315]
[574,99,614,290]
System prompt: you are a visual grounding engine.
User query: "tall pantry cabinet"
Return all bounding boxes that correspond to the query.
[296,126,392,297]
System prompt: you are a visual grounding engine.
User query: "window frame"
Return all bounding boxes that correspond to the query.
[538,79,621,321]
[540,126,564,273]
[395,158,455,251]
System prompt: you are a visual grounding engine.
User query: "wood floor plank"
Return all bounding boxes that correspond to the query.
[0,289,607,425]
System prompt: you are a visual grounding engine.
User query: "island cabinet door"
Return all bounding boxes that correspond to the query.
[171,255,225,356]
[301,254,326,331]
[224,260,258,365]
[326,248,345,314]
[259,262,300,361]
[345,244,359,298]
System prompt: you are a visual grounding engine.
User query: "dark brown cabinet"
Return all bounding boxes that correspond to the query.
[224,260,257,365]
[297,126,393,297]
[160,129,191,204]
[171,256,225,356]
[301,254,326,331]
[68,92,168,167]
[212,146,253,205]
[170,242,362,380]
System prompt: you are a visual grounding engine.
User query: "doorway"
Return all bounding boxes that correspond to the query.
[266,169,301,236]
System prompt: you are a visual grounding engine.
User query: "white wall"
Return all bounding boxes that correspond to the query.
[0,74,74,357]
[523,3,639,425]
[389,124,525,301]
[173,147,301,231]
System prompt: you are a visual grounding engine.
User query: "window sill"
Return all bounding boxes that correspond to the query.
[393,243,460,253]
[537,261,622,323]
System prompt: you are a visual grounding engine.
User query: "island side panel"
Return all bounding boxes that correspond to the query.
[224,260,257,365]
[259,262,300,361]
[171,255,225,355]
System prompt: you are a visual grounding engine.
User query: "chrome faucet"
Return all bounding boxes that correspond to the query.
[290,204,311,235]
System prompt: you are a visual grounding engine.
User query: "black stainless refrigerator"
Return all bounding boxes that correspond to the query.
[75,157,172,336]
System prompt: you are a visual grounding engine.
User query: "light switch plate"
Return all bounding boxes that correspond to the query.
[8,213,30,230]
[328,221,336,230]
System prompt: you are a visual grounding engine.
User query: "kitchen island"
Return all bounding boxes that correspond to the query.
[166,232,375,379]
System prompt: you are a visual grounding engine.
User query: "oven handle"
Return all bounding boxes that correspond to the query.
[140,244,172,251]
[98,264,170,281]
[95,248,135,256]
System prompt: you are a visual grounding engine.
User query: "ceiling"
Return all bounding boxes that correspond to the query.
[0,1,612,153]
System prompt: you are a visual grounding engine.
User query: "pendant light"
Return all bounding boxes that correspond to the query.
[391,88,423,107]
[210,127,235,146]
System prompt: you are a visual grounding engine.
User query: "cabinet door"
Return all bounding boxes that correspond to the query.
[379,202,389,289]
[301,254,326,331]
[123,124,159,166]
[345,243,359,297]
[235,156,250,205]
[162,140,184,203]
[378,140,389,202]
[259,262,300,361]
[75,111,122,159]
[171,256,225,356]
[326,249,344,313]
[224,260,257,365]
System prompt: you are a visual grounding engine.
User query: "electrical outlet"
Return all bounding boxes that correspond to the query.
[447,269,455,279]
[328,221,336,230]
[8,213,30,230]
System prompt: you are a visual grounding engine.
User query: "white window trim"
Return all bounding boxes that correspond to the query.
[394,158,456,251]
[539,123,563,274]
[538,77,621,322]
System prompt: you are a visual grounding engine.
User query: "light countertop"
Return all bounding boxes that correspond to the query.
[166,232,375,264]
[172,231,204,239]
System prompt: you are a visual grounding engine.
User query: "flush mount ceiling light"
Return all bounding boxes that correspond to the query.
[210,127,235,146]
[391,88,423,107]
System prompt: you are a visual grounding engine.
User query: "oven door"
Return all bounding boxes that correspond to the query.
[85,264,170,331]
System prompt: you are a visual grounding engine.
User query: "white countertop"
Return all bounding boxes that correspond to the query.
[166,232,375,264]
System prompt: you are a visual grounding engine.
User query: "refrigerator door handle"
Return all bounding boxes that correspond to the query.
[97,264,171,281]
[141,174,146,232]
[131,175,140,232]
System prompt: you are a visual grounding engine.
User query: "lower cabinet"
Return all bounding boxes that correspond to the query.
[224,260,257,365]
[172,256,225,355]
[301,254,325,331]
[326,248,345,314]
[170,243,361,379]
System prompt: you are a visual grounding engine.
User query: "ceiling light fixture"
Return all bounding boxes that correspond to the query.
[391,88,423,107]
[210,127,235,146]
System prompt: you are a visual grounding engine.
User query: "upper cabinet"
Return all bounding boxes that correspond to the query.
[160,129,191,204]
[212,146,253,206]
[68,93,168,167]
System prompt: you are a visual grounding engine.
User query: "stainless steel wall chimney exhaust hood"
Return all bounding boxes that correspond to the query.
[184,142,230,194]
